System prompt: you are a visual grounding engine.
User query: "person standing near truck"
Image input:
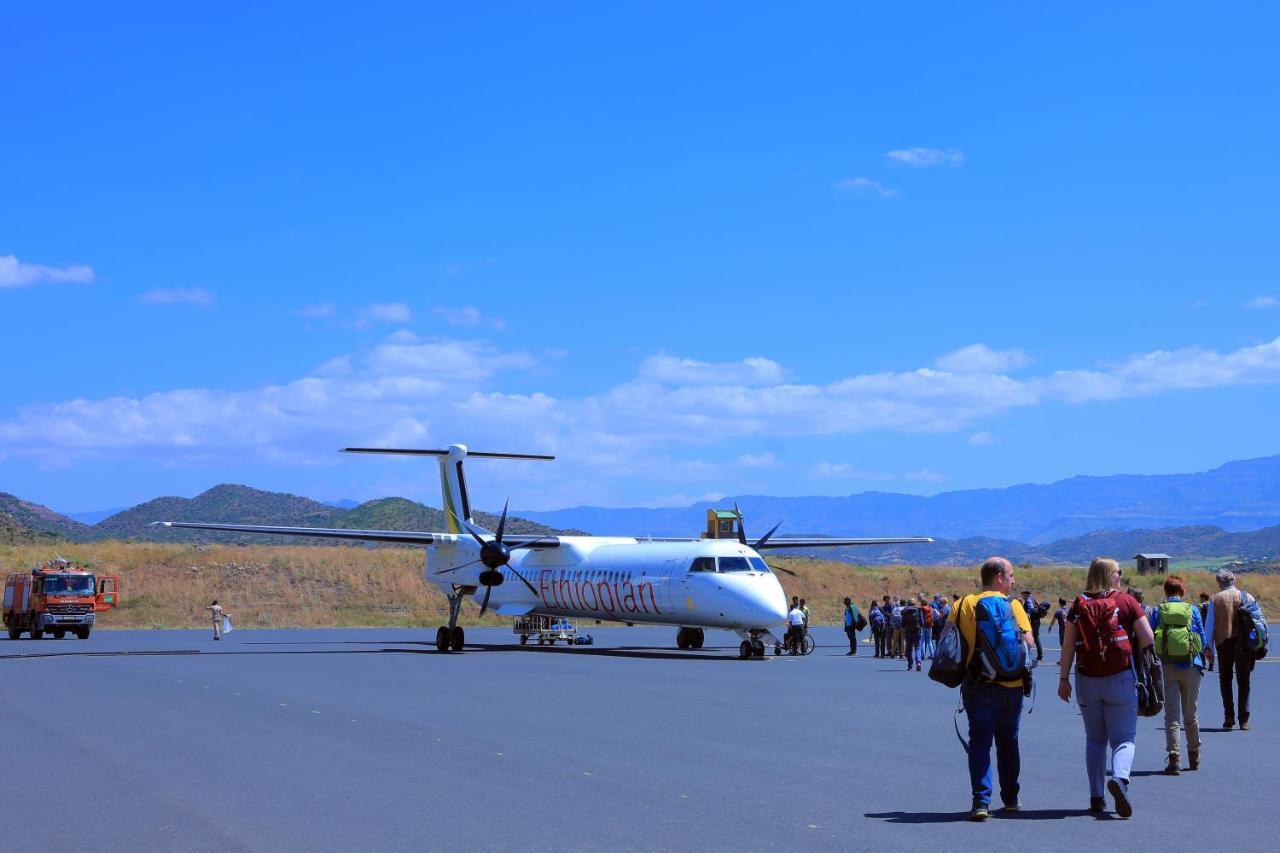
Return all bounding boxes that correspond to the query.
[207,600,229,641]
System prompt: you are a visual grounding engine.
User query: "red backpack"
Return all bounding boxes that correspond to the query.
[922,605,935,627]
[1073,591,1133,677]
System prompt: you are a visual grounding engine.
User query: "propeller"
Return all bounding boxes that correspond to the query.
[445,501,546,616]
[733,504,797,576]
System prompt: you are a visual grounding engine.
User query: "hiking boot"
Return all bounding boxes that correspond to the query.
[1089,797,1106,813]
[1189,750,1200,771]
[1164,755,1180,775]
[968,804,989,822]
[1223,717,1235,730]
[1107,778,1132,818]
[1241,720,1251,731]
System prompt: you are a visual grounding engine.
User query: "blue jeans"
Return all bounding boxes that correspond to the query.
[1076,669,1137,798]
[920,631,935,659]
[962,682,1023,807]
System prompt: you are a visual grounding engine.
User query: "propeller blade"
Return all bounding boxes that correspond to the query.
[436,557,483,575]
[768,563,798,577]
[495,498,509,543]
[478,584,493,617]
[507,565,540,598]
[734,503,748,546]
[753,521,783,550]
[446,506,488,548]
[508,535,554,551]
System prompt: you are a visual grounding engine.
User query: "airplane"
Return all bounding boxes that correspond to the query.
[154,444,933,659]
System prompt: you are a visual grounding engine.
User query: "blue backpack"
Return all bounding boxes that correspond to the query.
[1237,589,1269,659]
[869,607,886,628]
[972,595,1029,683]
[890,606,903,629]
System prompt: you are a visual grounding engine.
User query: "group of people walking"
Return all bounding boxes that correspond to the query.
[941,557,1262,821]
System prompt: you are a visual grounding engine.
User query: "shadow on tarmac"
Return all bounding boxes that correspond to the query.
[866,808,1105,824]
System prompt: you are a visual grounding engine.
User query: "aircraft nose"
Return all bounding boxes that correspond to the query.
[742,577,789,626]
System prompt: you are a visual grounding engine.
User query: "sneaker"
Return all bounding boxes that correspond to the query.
[968,805,990,822]
[916,663,922,671]
[1164,755,1180,775]
[1224,717,1236,730]
[1189,750,1200,771]
[1089,797,1106,813]
[846,651,855,655]
[999,800,1022,812]
[1241,720,1251,731]
[1107,778,1132,818]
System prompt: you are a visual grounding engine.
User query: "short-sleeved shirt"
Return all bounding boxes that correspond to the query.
[787,608,805,626]
[948,591,1032,688]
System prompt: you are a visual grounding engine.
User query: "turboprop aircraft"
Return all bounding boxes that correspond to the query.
[155,445,932,659]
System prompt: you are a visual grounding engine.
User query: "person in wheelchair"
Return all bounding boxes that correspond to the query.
[784,603,807,654]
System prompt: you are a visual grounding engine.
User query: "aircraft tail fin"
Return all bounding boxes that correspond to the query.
[341,445,554,535]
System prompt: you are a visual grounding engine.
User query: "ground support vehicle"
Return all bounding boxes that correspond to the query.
[4,560,119,640]
[512,615,577,646]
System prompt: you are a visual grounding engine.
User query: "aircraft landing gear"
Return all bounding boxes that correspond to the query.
[737,638,766,659]
[436,588,471,653]
[676,627,705,650]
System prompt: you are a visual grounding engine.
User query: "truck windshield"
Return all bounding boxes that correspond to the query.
[43,575,95,596]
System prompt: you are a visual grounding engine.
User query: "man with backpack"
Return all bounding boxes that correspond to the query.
[917,595,936,660]
[1204,569,1264,730]
[890,598,904,659]
[1020,590,1047,661]
[1150,575,1207,774]
[949,557,1034,821]
[901,598,923,671]
[871,599,888,657]
[843,597,864,655]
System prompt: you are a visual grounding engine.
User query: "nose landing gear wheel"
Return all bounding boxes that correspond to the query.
[738,640,753,659]
[435,626,451,653]
[751,640,765,658]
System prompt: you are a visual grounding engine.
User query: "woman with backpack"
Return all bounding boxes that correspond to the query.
[1057,557,1156,818]
[1149,575,1207,775]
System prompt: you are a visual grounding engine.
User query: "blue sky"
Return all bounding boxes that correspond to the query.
[3,3,1279,515]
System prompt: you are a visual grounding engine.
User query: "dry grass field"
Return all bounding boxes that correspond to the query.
[3,541,1278,630]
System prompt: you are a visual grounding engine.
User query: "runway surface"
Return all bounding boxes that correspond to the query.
[3,626,1277,852]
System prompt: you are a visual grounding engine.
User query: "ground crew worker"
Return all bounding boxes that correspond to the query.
[207,600,229,641]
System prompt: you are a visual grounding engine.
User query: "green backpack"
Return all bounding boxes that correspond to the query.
[1155,602,1202,663]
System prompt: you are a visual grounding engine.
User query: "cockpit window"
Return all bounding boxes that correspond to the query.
[748,557,771,574]
[717,557,751,573]
[689,557,716,573]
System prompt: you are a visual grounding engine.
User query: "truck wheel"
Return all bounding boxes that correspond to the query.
[31,625,44,640]
[53,630,66,640]
[519,635,528,645]
[77,628,91,640]
[7,624,19,640]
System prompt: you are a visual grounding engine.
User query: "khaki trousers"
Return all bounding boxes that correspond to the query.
[213,619,222,639]
[1163,664,1202,756]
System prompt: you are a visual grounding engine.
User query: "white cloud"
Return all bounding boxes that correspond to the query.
[835,177,900,198]
[0,255,95,289]
[885,147,965,167]
[810,462,852,479]
[639,354,786,386]
[433,305,505,331]
[1247,296,1278,310]
[737,452,777,468]
[906,469,945,483]
[365,303,412,324]
[968,431,994,446]
[298,302,336,318]
[935,344,1030,374]
[138,287,214,306]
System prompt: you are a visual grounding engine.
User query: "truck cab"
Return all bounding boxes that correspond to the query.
[4,560,119,640]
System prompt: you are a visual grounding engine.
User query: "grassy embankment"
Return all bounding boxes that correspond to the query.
[3,542,1278,630]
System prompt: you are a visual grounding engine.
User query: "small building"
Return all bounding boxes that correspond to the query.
[702,509,741,540]
[1133,553,1171,574]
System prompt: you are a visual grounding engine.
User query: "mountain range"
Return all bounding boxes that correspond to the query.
[514,454,1280,544]
[3,453,1280,564]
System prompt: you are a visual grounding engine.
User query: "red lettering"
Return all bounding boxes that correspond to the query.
[598,581,616,615]
[621,581,638,613]
[580,581,597,610]
[636,581,659,614]
[539,571,550,606]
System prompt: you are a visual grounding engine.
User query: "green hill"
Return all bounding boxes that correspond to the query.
[0,492,94,543]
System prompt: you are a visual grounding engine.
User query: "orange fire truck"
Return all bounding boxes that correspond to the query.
[4,559,119,640]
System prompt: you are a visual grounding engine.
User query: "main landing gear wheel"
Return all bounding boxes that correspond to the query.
[450,626,465,651]
[677,627,706,650]
[436,626,450,652]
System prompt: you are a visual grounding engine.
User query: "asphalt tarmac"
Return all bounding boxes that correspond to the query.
[3,626,1276,852]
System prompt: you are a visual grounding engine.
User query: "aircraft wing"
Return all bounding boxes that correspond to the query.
[755,537,934,549]
[152,521,440,545]
[152,521,562,548]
